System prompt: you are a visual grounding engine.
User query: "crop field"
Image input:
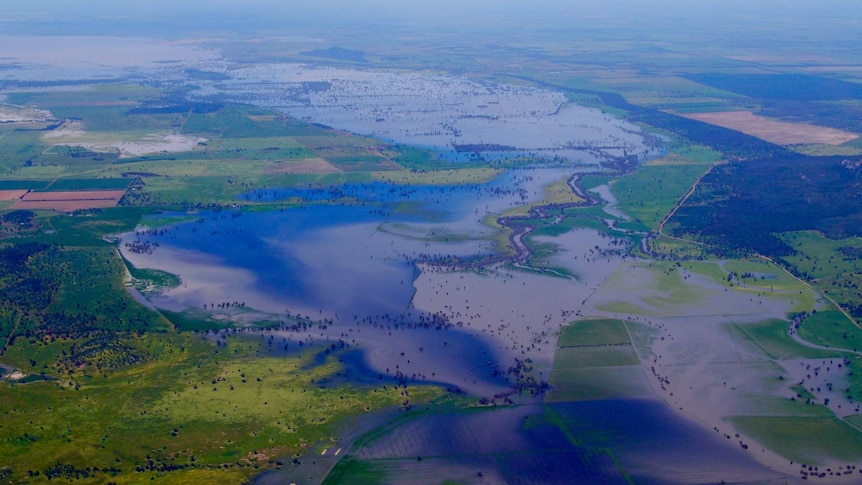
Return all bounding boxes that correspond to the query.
[373,167,500,186]
[581,253,862,468]
[547,319,650,402]
[732,416,862,465]
[11,189,127,211]
[726,319,836,360]
[682,111,860,146]
[0,189,27,201]
[0,89,455,210]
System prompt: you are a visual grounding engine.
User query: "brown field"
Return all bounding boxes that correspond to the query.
[11,190,126,211]
[0,190,29,201]
[681,111,859,145]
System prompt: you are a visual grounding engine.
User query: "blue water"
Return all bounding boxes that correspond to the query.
[238,174,529,211]
[132,170,539,318]
[315,399,783,485]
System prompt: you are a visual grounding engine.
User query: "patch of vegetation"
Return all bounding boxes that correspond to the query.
[43,177,131,191]
[553,346,639,369]
[685,73,862,102]
[668,155,862,257]
[323,459,388,484]
[0,332,441,483]
[547,366,650,402]
[732,416,862,464]
[728,320,835,360]
[388,144,482,171]
[0,243,169,347]
[557,319,632,347]
[797,311,862,353]
[0,180,50,190]
[123,257,181,294]
[611,161,711,231]
[183,105,333,138]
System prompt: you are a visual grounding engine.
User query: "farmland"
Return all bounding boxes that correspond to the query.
[681,111,859,146]
[0,2,862,483]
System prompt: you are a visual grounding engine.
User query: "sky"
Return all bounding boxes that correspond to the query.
[0,0,859,62]
[4,0,861,31]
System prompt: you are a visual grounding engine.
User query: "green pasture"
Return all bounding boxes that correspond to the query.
[797,311,862,353]
[373,167,501,185]
[547,319,649,401]
[645,235,712,260]
[692,259,813,300]
[183,105,332,138]
[0,333,442,483]
[595,259,817,317]
[776,231,862,320]
[43,178,131,191]
[610,156,715,231]
[547,366,650,402]
[732,416,862,464]
[778,231,862,280]
[557,319,632,347]
[727,319,836,360]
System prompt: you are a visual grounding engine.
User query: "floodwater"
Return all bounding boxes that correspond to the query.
[119,68,808,482]
[121,168,570,320]
[325,400,785,485]
[123,175,799,482]
[0,35,222,81]
[191,63,662,163]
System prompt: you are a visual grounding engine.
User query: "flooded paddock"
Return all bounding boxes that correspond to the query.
[191,63,661,164]
[116,63,836,482]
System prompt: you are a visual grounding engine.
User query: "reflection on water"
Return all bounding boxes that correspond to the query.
[120,168,568,319]
[275,400,782,485]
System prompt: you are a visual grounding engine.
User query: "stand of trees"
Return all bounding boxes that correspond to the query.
[668,155,862,257]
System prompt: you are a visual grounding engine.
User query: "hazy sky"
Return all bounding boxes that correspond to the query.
[5,0,861,29]
[2,0,860,59]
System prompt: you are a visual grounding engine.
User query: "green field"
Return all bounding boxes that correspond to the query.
[43,178,132,191]
[0,333,441,483]
[547,319,651,402]
[797,311,862,353]
[727,319,836,360]
[778,231,862,280]
[610,145,720,232]
[557,319,633,347]
[732,416,862,464]
[777,231,862,319]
